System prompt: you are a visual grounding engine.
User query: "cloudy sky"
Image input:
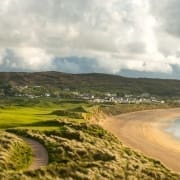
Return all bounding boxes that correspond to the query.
[0,0,180,79]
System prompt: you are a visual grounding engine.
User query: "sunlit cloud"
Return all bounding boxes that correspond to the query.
[0,0,180,78]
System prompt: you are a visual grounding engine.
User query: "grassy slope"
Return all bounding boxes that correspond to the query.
[6,120,180,180]
[0,131,32,171]
[1,71,180,96]
[0,99,180,179]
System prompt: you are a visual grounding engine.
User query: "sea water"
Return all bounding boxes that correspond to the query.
[166,119,180,139]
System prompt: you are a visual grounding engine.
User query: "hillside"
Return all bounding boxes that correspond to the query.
[0,100,179,179]
[0,71,180,97]
[4,120,180,179]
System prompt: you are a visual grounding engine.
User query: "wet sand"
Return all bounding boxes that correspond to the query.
[101,108,180,172]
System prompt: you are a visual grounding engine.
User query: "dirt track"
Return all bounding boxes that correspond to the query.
[101,108,180,173]
[22,137,48,170]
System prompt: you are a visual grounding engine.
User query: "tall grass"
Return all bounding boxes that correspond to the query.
[5,120,180,179]
[0,131,32,171]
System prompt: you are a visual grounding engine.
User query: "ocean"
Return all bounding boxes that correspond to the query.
[166,119,180,139]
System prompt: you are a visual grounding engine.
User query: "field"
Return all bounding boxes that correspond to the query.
[0,98,96,129]
[0,97,180,179]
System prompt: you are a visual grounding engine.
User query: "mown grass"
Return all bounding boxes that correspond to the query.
[0,99,93,129]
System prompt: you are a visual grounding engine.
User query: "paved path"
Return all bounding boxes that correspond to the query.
[22,137,49,170]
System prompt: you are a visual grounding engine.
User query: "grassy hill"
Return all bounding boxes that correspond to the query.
[0,99,179,179]
[0,131,32,171]
[4,121,180,179]
[0,71,180,97]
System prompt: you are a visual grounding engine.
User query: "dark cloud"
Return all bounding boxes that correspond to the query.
[53,57,99,73]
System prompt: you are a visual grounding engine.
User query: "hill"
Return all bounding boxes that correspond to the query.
[0,71,180,97]
[5,120,180,179]
[0,100,179,179]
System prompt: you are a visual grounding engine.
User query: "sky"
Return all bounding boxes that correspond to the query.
[0,0,180,79]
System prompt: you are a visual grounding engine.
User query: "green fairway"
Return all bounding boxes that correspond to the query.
[0,98,94,129]
[0,107,56,128]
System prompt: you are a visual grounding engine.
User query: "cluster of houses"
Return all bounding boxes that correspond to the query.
[80,93,165,104]
[90,96,165,104]
[15,93,51,99]
[0,85,52,98]
[0,85,166,104]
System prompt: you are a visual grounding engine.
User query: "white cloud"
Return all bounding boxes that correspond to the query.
[0,48,54,71]
[0,0,180,77]
[15,48,54,70]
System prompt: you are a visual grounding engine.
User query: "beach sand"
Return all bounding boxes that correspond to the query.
[100,108,180,172]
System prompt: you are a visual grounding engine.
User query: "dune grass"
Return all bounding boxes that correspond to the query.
[0,98,180,179]
[5,120,180,180]
[0,131,32,171]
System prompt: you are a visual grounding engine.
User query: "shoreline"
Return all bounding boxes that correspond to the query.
[164,119,180,140]
[100,108,180,173]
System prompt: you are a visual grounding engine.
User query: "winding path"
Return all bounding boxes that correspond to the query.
[22,137,49,170]
[101,108,180,173]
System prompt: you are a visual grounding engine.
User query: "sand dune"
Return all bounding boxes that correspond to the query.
[101,108,180,172]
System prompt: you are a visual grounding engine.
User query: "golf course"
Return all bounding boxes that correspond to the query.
[0,98,180,179]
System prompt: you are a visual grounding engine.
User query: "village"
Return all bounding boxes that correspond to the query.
[81,93,165,104]
[0,85,166,105]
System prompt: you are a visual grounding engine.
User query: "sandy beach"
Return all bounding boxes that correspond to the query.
[101,108,180,173]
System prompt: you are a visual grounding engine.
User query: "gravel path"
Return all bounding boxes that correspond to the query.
[22,137,48,170]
